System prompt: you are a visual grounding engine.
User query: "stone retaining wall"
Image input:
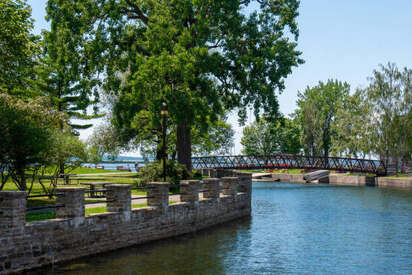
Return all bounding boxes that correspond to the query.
[376,177,412,189]
[272,173,306,183]
[328,174,375,186]
[0,174,252,274]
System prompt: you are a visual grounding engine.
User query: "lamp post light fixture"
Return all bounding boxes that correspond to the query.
[161,102,168,182]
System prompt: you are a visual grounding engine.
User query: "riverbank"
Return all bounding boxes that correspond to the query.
[250,171,412,189]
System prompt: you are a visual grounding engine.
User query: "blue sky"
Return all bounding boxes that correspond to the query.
[27,0,412,154]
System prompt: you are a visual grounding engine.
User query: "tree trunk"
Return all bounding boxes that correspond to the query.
[59,162,65,176]
[18,166,27,191]
[401,158,406,174]
[177,121,192,171]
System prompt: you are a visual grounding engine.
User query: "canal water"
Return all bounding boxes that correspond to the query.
[36,182,412,274]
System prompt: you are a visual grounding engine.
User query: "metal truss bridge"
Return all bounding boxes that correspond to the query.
[192,154,387,175]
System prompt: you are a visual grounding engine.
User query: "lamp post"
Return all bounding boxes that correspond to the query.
[161,102,168,182]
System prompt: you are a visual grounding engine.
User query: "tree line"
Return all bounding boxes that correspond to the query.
[241,64,412,174]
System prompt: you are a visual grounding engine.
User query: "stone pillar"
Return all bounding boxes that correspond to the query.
[221,177,238,197]
[106,184,131,220]
[0,191,26,235]
[202,178,220,200]
[180,180,199,205]
[216,169,227,178]
[147,182,169,213]
[234,172,252,195]
[201,168,210,177]
[209,169,217,178]
[56,187,85,222]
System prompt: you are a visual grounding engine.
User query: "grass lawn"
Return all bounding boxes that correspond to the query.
[270,169,304,174]
[70,167,119,174]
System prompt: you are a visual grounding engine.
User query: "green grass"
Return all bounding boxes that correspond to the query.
[26,211,56,222]
[70,167,118,174]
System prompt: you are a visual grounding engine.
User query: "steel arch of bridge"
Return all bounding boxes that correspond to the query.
[192,154,387,175]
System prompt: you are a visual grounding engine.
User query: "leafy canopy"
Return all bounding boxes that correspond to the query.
[241,117,301,156]
[0,0,39,96]
[295,79,349,157]
[46,0,304,166]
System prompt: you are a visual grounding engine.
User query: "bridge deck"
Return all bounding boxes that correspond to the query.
[192,155,387,175]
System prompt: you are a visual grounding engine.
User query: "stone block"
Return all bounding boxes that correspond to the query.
[147,182,169,213]
[0,191,26,235]
[202,178,220,199]
[180,180,199,205]
[221,177,238,197]
[106,184,131,221]
[56,187,85,220]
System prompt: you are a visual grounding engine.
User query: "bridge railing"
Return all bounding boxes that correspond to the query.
[192,154,387,175]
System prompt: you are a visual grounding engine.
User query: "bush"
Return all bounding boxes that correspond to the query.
[137,160,191,186]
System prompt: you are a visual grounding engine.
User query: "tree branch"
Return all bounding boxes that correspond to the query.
[123,0,149,25]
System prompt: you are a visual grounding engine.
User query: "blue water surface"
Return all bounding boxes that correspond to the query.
[35,182,412,275]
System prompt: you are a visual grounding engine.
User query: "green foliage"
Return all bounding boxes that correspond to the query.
[46,0,304,168]
[0,94,90,193]
[241,117,302,156]
[365,63,412,173]
[0,0,39,96]
[0,94,63,190]
[34,21,102,134]
[137,160,191,186]
[87,122,122,161]
[192,120,235,156]
[295,79,350,157]
[331,90,372,158]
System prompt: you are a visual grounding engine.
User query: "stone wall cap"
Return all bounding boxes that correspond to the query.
[180,180,199,184]
[0,191,27,197]
[106,184,132,188]
[221,177,238,180]
[56,187,86,191]
[203,178,219,181]
[147,182,169,185]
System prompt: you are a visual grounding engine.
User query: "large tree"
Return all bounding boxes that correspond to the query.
[241,117,301,156]
[295,80,349,157]
[331,90,373,158]
[365,63,412,173]
[0,94,62,191]
[0,0,39,96]
[46,0,304,169]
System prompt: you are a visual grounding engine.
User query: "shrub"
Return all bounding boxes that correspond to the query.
[137,160,191,186]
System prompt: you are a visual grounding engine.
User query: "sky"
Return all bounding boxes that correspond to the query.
[27,0,412,155]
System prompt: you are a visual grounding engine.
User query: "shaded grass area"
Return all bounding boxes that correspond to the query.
[26,212,56,222]
[26,201,178,222]
[70,167,119,174]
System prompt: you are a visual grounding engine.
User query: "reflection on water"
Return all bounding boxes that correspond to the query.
[34,183,412,275]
